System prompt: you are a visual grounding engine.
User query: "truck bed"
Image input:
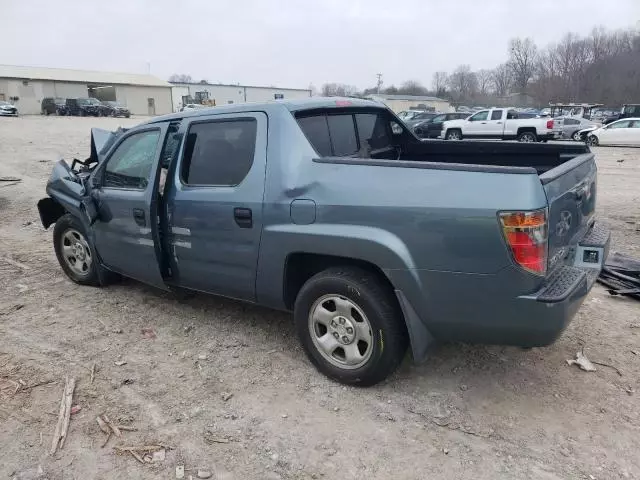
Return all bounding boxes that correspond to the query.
[401,139,590,175]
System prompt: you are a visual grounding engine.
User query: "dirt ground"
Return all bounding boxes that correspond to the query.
[1,115,639,480]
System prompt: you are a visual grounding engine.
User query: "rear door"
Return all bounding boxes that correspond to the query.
[484,109,505,137]
[91,123,169,288]
[629,120,640,145]
[541,154,598,272]
[165,111,267,301]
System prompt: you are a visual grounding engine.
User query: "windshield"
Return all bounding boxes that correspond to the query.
[87,98,102,105]
[77,98,91,105]
[0,101,9,106]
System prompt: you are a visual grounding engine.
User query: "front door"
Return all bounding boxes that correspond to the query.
[600,120,631,145]
[166,111,267,301]
[91,124,168,289]
[465,110,489,137]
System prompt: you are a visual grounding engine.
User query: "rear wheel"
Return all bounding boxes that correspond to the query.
[571,130,581,141]
[294,267,408,386]
[518,131,537,142]
[445,129,462,140]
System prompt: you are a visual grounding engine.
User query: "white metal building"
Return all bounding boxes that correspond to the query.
[170,81,312,112]
[366,94,453,114]
[0,65,173,115]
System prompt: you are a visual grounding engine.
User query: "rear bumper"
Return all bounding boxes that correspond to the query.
[392,223,610,354]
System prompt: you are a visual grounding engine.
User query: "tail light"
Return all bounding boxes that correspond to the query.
[499,209,548,275]
[546,119,554,129]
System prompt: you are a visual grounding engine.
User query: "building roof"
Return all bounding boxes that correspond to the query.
[0,65,171,88]
[170,81,311,92]
[367,94,447,102]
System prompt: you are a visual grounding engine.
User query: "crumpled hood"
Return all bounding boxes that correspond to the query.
[89,127,126,164]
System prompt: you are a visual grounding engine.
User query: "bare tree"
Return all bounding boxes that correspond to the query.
[447,65,477,101]
[432,72,449,97]
[476,69,493,96]
[397,80,428,96]
[508,38,538,92]
[321,83,359,97]
[168,74,193,83]
[491,64,512,96]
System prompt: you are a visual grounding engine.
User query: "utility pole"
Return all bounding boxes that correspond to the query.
[376,73,383,94]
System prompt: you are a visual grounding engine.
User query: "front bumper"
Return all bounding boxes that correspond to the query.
[0,110,18,116]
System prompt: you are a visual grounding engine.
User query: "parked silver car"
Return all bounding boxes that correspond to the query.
[0,101,18,116]
[558,116,598,141]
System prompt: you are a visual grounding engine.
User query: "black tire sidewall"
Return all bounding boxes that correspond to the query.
[294,269,406,386]
[53,214,100,286]
[518,132,537,142]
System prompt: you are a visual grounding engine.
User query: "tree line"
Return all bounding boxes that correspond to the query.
[321,24,640,107]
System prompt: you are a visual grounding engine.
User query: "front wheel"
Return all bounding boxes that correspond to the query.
[517,131,537,142]
[294,267,408,386]
[588,135,599,146]
[445,129,462,140]
[53,214,100,286]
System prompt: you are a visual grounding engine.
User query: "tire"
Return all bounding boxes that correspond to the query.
[294,266,408,386]
[571,130,581,142]
[445,129,462,140]
[53,214,100,286]
[517,131,537,142]
[588,135,599,146]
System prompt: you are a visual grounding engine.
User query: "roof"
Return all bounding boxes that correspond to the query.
[145,97,382,124]
[170,81,311,92]
[0,65,171,88]
[367,94,447,102]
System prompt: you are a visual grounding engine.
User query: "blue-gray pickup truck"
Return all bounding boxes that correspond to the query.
[37,98,610,386]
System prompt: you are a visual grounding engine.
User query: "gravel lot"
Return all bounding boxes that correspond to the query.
[1,116,639,480]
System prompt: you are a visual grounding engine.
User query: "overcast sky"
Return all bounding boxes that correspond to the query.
[2,0,638,90]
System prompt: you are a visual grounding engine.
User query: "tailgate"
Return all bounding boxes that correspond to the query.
[540,153,597,272]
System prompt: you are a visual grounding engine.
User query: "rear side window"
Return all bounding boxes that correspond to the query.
[297,116,332,156]
[297,110,394,157]
[327,115,358,156]
[181,119,256,186]
[491,110,503,120]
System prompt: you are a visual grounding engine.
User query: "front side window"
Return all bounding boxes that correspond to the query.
[181,118,257,186]
[104,130,161,189]
[470,111,489,121]
[608,120,631,129]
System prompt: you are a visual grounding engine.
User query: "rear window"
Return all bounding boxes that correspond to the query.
[297,110,393,157]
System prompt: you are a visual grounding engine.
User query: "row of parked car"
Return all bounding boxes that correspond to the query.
[41,97,131,118]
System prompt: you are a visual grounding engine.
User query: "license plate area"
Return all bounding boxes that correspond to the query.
[574,245,604,269]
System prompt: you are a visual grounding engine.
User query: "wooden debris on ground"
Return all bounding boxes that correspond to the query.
[114,444,172,464]
[96,414,138,447]
[50,377,76,455]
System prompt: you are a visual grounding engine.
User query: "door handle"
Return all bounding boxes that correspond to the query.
[234,207,252,228]
[132,208,146,227]
[497,121,503,124]
[480,122,487,124]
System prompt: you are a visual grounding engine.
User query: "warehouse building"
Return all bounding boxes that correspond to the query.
[0,65,173,115]
[170,81,312,111]
[366,94,453,114]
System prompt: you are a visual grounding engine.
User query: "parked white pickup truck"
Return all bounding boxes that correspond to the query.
[441,108,562,142]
